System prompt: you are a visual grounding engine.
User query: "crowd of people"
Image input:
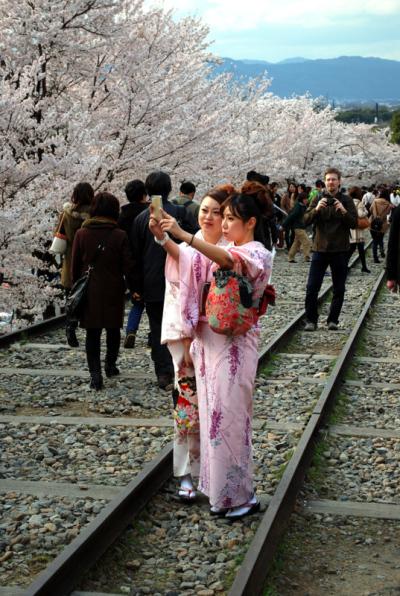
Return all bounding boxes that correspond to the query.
[53,168,400,519]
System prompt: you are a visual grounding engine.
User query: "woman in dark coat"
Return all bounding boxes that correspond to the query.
[71,192,135,390]
[386,204,400,293]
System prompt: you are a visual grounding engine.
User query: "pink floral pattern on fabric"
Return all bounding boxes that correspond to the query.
[228,343,240,378]
[205,244,273,337]
[188,242,273,509]
[206,272,258,336]
[199,344,206,378]
[209,408,223,445]
[193,251,203,284]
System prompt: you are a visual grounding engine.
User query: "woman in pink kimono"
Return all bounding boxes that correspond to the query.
[151,191,272,519]
[157,185,234,501]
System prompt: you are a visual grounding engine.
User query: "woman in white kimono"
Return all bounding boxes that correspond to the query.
[151,191,272,519]
[158,185,234,500]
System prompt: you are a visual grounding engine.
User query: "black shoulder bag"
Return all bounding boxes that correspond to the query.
[66,230,113,320]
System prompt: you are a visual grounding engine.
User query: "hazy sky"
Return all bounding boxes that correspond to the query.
[151,0,400,62]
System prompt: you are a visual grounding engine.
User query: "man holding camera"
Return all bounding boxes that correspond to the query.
[303,168,357,331]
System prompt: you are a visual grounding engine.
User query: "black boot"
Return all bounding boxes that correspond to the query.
[105,363,119,378]
[359,245,370,273]
[105,329,120,377]
[66,322,79,347]
[90,372,104,390]
[86,329,103,389]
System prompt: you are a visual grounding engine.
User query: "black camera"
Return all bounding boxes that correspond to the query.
[326,197,335,206]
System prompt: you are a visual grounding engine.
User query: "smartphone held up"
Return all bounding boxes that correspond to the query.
[151,195,162,220]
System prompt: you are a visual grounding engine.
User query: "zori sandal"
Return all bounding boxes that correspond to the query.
[178,488,197,501]
[225,497,260,520]
[209,505,229,517]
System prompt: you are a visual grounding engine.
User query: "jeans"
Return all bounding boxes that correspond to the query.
[305,251,348,325]
[126,300,145,333]
[85,328,120,375]
[370,231,384,260]
[145,301,174,379]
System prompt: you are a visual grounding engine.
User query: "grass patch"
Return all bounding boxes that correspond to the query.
[355,331,369,357]
[28,552,54,574]
[343,366,359,381]
[305,435,330,492]
[260,354,279,377]
[224,551,247,589]
[262,529,305,595]
[328,392,350,425]
[326,357,337,372]
[272,448,294,483]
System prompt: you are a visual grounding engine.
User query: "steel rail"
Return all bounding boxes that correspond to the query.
[0,314,65,348]
[24,444,173,596]
[19,244,373,595]
[229,269,386,596]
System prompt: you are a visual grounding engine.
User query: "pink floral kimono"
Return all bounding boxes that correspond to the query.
[180,241,272,509]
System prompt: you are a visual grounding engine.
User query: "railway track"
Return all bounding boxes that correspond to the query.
[0,244,392,595]
[265,277,400,594]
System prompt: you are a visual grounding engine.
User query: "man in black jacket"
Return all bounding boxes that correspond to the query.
[303,167,357,331]
[118,179,149,349]
[130,171,199,389]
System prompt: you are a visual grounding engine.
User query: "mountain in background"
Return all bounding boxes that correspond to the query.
[277,57,311,65]
[212,56,400,103]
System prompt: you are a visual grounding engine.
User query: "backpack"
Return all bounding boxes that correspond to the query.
[205,268,275,336]
[370,216,383,232]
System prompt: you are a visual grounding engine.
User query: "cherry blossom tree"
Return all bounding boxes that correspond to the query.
[1,0,400,326]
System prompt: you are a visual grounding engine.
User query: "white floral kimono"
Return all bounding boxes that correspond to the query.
[161,232,228,480]
[161,238,201,478]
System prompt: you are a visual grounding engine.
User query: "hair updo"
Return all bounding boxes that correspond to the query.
[201,183,237,206]
[240,180,274,219]
[221,191,269,244]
